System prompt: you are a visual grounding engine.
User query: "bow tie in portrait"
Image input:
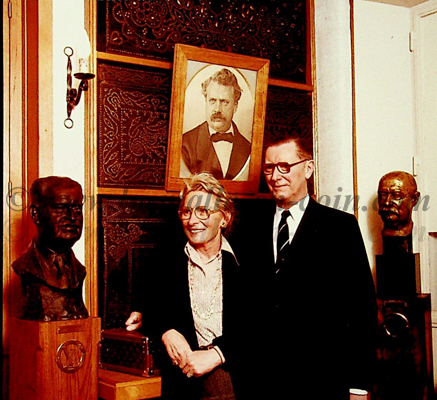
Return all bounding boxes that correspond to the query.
[211,132,234,143]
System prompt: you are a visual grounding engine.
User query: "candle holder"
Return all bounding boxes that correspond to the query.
[64,46,95,129]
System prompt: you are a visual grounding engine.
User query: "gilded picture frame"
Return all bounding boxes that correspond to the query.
[165,44,270,194]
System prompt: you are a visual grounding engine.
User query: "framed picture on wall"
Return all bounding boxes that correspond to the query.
[165,44,270,194]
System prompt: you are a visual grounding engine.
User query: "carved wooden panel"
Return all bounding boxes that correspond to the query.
[98,196,181,329]
[98,61,172,189]
[264,85,312,143]
[259,86,313,193]
[97,0,308,83]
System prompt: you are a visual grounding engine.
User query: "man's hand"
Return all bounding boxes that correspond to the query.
[125,311,142,331]
[162,329,193,367]
[182,348,222,378]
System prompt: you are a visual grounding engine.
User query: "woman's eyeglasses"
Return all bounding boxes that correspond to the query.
[263,159,310,175]
[178,206,220,220]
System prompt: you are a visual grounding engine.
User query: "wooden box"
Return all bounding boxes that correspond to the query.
[9,317,101,400]
[100,328,159,377]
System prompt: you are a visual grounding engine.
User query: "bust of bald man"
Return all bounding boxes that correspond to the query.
[377,171,420,238]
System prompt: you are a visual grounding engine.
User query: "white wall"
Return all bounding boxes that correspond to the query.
[411,0,437,388]
[354,0,415,271]
[314,0,355,212]
[314,0,415,273]
[51,0,87,264]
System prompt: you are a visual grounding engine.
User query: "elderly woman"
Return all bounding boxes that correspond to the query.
[126,173,247,399]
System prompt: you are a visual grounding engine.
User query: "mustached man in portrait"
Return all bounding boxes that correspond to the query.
[180,67,254,181]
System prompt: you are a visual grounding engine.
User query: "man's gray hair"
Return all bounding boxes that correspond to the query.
[201,68,242,103]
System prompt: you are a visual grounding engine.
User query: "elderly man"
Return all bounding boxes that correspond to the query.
[234,135,377,400]
[377,171,420,237]
[181,68,251,181]
[12,176,88,321]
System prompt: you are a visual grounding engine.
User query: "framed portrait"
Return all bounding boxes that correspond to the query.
[165,44,270,194]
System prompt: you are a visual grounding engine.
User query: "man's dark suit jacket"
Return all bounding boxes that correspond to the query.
[12,241,88,321]
[181,121,251,180]
[233,197,377,399]
[142,243,251,400]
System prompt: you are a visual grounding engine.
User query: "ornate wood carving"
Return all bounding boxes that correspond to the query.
[99,196,180,329]
[259,86,313,193]
[98,0,308,82]
[264,86,312,143]
[98,61,172,189]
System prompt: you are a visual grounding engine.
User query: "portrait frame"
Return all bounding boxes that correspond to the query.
[165,44,270,194]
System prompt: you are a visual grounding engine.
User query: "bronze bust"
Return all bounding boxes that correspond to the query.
[12,176,89,321]
[377,171,420,238]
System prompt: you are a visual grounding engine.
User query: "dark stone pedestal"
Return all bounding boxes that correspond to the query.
[376,253,420,301]
[374,295,434,400]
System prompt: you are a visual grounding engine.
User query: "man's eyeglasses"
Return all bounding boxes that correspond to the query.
[263,159,310,175]
[178,206,220,220]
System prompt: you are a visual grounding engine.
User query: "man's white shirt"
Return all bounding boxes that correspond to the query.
[209,125,233,177]
[273,194,309,262]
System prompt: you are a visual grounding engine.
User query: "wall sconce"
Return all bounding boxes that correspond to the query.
[64,29,95,129]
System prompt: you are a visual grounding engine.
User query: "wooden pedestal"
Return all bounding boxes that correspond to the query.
[9,317,101,400]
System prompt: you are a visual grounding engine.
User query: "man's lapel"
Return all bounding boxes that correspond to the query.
[284,197,318,256]
[225,122,250,179]
[195,122,223,178]
[265,202,277,265]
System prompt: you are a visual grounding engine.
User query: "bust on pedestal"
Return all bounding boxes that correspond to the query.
[374,171,433,400]
[9,176,100,400]
[376,171,421,300]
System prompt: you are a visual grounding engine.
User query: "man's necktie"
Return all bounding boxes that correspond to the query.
[50,253,71,289]
[276,210,290,262]
[53,254,67,279]
[211,132,234,143]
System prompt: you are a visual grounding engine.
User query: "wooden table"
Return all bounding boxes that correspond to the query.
[98,369,161,400]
